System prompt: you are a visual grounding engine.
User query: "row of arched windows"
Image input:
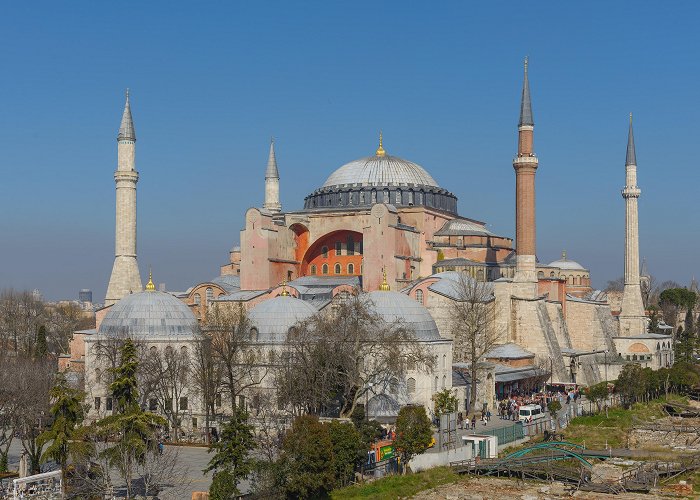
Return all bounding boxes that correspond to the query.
[193,287,215,306]
[536,271,588,285]
[309,263,356,275]
[320,240,362,258]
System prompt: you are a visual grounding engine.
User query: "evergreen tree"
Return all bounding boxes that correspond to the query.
[205,406,255,499]
[96,339,166,498]
[325,420,365,488]
[432,388,458,417]
[37,373,89,473]
[394,405,432,472]
[35,325,48,358]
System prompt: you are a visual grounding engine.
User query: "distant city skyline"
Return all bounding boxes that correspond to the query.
[1,2,698,300]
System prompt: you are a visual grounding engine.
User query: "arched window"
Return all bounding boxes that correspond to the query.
[407,377,416,395]
[322,246,328,258]
[288,327,297,340]
[249,328,258,341]
[383,189,389,202]
[347,263,354,274]
[567,275,573,284]
[371,190,377,203]
[180,346,188,356]
[442,354,447,369]
[415,289,424,304]
[408,191,414,204]
[396,190,401,204]
[322,263,329,274]
[550,271,555,278]
[150,346,157,353]
[334,263,341,274]
[390,377,399,394]
[335,241,342,256]
[433,376,439,392]
[538,271,544,279]
[477,269,484,281]
[206,287,214,304]
[576,275,581,285]
[194,293,201,305]
[165,345,173,356]
[442,375,446,389]
[360,191,365,204]
[347,235,354,255]
[310,265,317,275]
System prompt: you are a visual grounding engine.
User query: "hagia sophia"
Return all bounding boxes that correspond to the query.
[60,60,675,433]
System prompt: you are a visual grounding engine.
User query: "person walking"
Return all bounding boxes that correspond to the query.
[471,414,476,430]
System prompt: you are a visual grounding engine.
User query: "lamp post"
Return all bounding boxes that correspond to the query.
[604,349,609,385]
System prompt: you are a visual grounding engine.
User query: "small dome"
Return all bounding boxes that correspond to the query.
[363,291,441,340]
[99,291,197,338]
[249,296,318,343]
[322,155,439,189]
[548,251,587,271]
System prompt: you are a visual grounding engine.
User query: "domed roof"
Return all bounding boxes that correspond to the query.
[548,252,586,271]
[99,291,197,338]
[322,155,439,189]
[249,296,318,343]
[363,291,441,340]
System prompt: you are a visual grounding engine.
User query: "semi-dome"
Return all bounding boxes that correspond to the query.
[548,251,587,271]
[98,291,197,338]
[249,295,318,343]
[363,290,441,340]
[322,155,439,189]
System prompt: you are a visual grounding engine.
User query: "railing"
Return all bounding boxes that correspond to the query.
[482,423,524,445]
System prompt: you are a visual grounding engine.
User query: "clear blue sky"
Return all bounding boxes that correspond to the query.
[1,2,698,301]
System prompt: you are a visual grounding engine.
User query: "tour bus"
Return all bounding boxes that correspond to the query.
[518,404,545,423]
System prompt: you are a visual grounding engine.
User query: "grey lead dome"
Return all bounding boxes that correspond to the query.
[363,290,441,340]
[322,155,439,189]
[98,291,197,338]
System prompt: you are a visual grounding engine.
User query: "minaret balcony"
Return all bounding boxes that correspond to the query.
[622,187,641,198]
[512,155,538,164]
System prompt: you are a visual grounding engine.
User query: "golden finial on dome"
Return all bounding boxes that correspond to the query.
[146,268,156,291]
[562,250,567,260]
[379,266,391,291]
[279,279,290,296]
[375,131,386,157]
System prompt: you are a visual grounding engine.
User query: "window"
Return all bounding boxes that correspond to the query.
[106,398,113,411]
[550,271,555,278]
[538,271,544,279]
[442,375,446,389]
[165,398,173,411]
[180,345,188,356]
[477,269,484,281]
[149,399,157,411]
[348,263,354,274]
[396,190,401,204]
[359,240,363,255]
[334,263,341,274]
[194,293,201,305]
[390,377,399,394]
[238,395,246,409]
[322,263,329,274]
[192,417,198,429]
[322,246,328,258]
[383,189,389,202]
[310,264,317,275]
[371,190,377,203]
[335,242,342,256]
[347,235,354,255]
[442,354,447,369]
[407,378,416,395]
[288,270,293,281]
[179,397,188,411]
[206,287,214,304]
[407,359,416,371]
[215,393,222,408]
[94,397,101,410]
[433,376,439,392]
[249,327,258,341]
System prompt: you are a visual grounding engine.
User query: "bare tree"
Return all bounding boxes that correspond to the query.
[45,302,94,354]
[604,276,625,293]
[448,273,502,411]
[204,304,265,413]
[277,294,431,418]
[0,290,45,354]
[133,447,192,499]
[191,328,222,444]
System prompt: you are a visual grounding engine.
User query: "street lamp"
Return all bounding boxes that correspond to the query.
[604,350,609,385]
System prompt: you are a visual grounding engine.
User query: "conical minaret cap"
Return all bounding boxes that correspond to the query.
[626,113,636,166]
[519,57,534,127]
[117,89,136,142]
[265,138,279,179]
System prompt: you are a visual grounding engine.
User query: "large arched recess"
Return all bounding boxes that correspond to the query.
[301,230,363,277]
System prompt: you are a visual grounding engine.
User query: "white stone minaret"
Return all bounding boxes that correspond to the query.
[105,90,143,306]
[618,114,647,335]
[263,139,281,212]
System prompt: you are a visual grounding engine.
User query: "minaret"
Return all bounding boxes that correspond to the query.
[618,113,647,335]
[513,58,539,290]
[105,90,143,306]
[263,138,281,212]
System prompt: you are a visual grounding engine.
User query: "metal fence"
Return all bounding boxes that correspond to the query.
[482,423,524,445]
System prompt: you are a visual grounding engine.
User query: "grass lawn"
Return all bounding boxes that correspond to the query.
[331,466,461,500]
[563,397,683,449]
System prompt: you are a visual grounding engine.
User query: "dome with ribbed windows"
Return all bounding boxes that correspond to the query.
[363,290,441,340]
[248,296,318,343]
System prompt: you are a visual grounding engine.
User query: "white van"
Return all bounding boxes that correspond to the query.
[518,404,545,423]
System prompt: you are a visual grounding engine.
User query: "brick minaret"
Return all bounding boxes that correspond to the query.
[263,138,281,212]
[618,114,647,335]
[105,90,143,305]
[513,58,538,288]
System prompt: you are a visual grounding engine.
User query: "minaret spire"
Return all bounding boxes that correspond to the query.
[512,58,539,291]
[263,138,282,213]
[106,90,143,305]
[618,113,646,335]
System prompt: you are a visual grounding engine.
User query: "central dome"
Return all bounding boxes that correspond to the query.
[322,155,439,189]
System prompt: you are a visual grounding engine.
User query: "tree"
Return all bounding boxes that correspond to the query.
[605,276,624,293]
[615,363,646,408]
[325,420,365,488]
[277,294,431,418]
[0,289,45,354]
[205,407,256,498]
[432,388,458,417]
[584,382,609,413]
[448,273,502,411]
[647,306,660,333]
[191,328,222,444]
[394,405,432,472]
[35,325,48,358]
[95,338,166,498]
[547,399,562,425]
[37,373,89,474]
[659,287,696,328]
[205,304,264,413]
[279,415,335,498]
